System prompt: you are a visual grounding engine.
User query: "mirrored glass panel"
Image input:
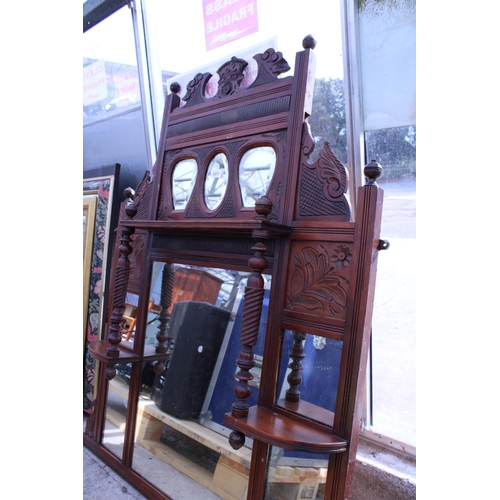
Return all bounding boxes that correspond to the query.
[102,363,132,460]
[276,331,343,427]
[172,158,198,210]
[204,153,228,210]
[238,147,276,207]
[132,261,272,499]
[265,447,329,500]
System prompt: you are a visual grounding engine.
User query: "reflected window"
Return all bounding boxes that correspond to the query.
[172,158,198,210]
[238,147,276,207]
[204,153,229,210]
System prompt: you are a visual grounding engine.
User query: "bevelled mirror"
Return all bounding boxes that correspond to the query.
[238,146,276,207]
[171,158,198,210]
[203,153,228,210]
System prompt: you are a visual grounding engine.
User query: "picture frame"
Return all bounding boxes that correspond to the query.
[83,195,98,352]
[83,164,121,412]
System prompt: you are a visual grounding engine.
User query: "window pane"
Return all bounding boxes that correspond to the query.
[367,125,416,447]
[83,6,141,124]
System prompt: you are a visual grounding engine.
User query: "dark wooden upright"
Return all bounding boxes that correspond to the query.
[85,35,386,500]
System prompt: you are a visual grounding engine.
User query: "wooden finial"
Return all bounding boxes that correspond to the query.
[170,82,181,94]
[364,159,383,185]
[124,187,137,219]
[303,35,317,50]
[255,196,272,219]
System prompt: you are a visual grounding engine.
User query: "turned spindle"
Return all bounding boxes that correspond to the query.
[107,188,137,358]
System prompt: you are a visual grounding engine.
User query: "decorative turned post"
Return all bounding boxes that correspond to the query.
[229,196,272,450]
[106,188,137,361]
[154,263,175,374]
[232,196,272,417]
[285,331,307,403]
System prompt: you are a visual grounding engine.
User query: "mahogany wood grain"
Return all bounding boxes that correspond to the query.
[224,406,347,454]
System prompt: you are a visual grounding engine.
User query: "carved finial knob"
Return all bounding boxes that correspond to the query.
[364,159,383,185]
[255,196,273,219]
[124,187,135,200]
[105,365,116,380]
[303,35,317,50]
[124,187,137,218]
[229,430,246,450]
[170,81,181,94]
[154,361,165,374]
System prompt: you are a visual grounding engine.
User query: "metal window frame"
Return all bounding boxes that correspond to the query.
[83,0,129,32]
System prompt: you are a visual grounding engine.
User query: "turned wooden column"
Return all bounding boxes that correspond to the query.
[154,263,175,373]
[106,188,137,361]
[229,196,272,450]
[285,331,307,403]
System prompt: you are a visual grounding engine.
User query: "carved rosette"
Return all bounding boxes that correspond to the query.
[286,244,351,318]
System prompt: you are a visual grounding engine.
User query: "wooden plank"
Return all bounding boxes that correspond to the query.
[141,401,252,467]
[139,439,241,500]
[104,407,126,430]
[213,456,249,500]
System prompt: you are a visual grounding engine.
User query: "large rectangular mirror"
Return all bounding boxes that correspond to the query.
[122,261,271,499]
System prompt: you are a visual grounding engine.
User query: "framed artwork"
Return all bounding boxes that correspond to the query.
[83,195,98,352]
[83,164,121,413]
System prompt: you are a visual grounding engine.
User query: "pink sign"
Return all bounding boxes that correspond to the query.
[83,60,108,106]
[203,0,259,51]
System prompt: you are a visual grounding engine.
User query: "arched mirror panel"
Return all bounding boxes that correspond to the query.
[171,158,198,210]
[203,153,229,210]
[238,146,276,207]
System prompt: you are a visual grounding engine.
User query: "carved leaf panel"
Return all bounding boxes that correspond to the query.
[285,242,353,319]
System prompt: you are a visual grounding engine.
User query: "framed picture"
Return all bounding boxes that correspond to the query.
[83,195,98,352]
[83,164,121,412]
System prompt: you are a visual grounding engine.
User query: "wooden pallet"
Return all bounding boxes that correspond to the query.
[108,378,327,500]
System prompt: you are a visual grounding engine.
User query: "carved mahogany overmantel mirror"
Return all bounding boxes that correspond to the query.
[84,36,387,500]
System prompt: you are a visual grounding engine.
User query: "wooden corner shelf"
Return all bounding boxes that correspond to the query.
[223,406,347,454]
[88,340,140,364]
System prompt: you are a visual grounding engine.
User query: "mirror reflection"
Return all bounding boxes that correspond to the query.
[238,146,276,207]
[130,262,271,499]
[204,153,228,210]
[172,158,198,210]
[102,363,131,460]
[265,449,329,500]
[277,331,343,426]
